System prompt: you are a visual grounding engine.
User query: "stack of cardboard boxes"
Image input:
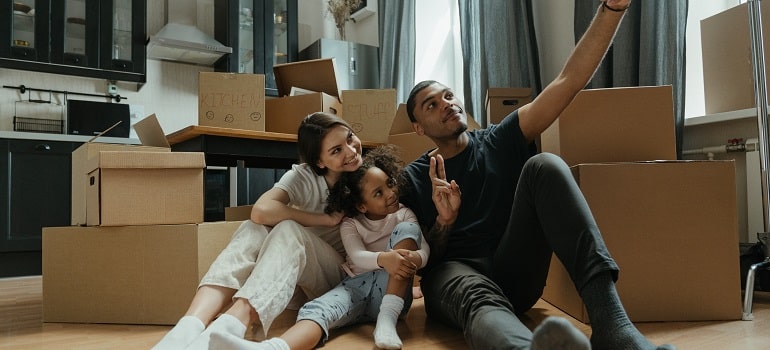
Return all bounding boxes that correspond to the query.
[41,60,432,326]
[43,115,242,325]
[265,58,441,161]
[539,86,743,323]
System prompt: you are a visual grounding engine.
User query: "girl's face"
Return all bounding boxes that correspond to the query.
[317,125,363,175]
[356,167,400,220]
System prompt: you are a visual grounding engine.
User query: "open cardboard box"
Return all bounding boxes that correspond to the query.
[267,58,399,144]
[198,72,266,131]
[71,114,170,226]
[266,58,343,134]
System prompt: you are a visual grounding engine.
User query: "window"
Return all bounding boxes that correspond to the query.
[685,0,744,118]
[414,0,464,100]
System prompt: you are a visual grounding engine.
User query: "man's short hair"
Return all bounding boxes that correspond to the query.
[406,80,439,122]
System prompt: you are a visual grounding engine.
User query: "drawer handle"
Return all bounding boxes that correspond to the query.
[34,144,51,151]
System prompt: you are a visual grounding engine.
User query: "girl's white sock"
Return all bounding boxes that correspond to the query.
[374,294,405,349]
[210,332,290,350]
[183,314,247,350]
[151,315,205,350]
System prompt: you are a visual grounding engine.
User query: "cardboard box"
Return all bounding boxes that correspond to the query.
[388,104,436,162]
[71,114,171,226]
[225,205,253,221]
[266,58,343,134]
[387,104,483,162]
[86,151,205,226]
[540,86,677,166]
[701,3,770,114]
[485,87,532,125]
[341,89,398,143]
[198,72,266,131]
[542,161,742,323]
[42,221,243,325]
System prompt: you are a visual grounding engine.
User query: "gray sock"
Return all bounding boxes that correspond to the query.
[580,272,677,350]
[530,316,590,350]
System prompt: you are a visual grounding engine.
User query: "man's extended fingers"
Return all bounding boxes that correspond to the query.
[436,154,446,180]
[450,180,461,193]
[429,156,437,180]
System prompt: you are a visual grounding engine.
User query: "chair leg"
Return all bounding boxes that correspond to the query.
[743,257,770,320]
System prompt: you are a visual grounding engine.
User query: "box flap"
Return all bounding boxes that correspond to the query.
[90,151,206,171]
[274,58,340,98]
[134,114,170,148]
[390,104,414,135]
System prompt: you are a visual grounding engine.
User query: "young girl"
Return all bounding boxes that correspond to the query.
[152,112,364,350]
[210,145,429,350]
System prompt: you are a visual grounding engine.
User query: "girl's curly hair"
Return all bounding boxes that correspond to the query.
[325,144,407,218]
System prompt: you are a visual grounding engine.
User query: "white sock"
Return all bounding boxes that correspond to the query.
[530,316,591,350]
[184,314,247,350]
[210,332,290,350]
[374,294,404,349]
[152,316,205,350]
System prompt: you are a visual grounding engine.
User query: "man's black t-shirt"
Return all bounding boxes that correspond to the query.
[401,110,537,266]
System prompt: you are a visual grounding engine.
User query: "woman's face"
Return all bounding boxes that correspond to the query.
[317,125,363,174]
[356,167,399,220]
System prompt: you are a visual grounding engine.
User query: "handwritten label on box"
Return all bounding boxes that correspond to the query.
[198,72,266,131]
[341,89,396,143]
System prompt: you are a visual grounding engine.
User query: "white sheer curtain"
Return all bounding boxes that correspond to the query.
[414,0,464,104]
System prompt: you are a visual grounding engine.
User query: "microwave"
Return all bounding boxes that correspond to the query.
[67,99,130,138]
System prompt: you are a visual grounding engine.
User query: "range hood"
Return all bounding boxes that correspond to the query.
[147,0,232,66]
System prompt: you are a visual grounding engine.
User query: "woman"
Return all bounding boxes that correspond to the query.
[152,112,363,350]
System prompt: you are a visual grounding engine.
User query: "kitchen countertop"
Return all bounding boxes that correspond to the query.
[0,131,141,144]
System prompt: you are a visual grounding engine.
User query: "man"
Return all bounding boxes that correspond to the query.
[400,1,676,349]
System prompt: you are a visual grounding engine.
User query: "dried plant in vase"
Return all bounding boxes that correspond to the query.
[327,0,361,40]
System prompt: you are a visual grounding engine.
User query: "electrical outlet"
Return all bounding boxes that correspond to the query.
[107,83,118,96]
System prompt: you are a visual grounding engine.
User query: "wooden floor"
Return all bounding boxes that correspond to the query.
[2,275,770,349]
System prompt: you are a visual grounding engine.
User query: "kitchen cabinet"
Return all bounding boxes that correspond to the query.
[236,167,288,206]
[0,0,146,84]
[215,0,298,96]
[0,139,76,277]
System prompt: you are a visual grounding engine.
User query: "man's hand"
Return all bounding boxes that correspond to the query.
[603,0,630,12]
[430,155,461,226]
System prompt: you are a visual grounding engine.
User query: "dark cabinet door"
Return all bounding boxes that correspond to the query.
[0,0,146,84]
[0,0,50,62]
[50,0,100,68]
[98,0,146,75]
[0,139,74,277]
[215,0,298,96]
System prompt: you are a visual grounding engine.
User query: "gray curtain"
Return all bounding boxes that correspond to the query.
[458,0,542,127]
[575,1,688,158]
[378,0,416,104]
